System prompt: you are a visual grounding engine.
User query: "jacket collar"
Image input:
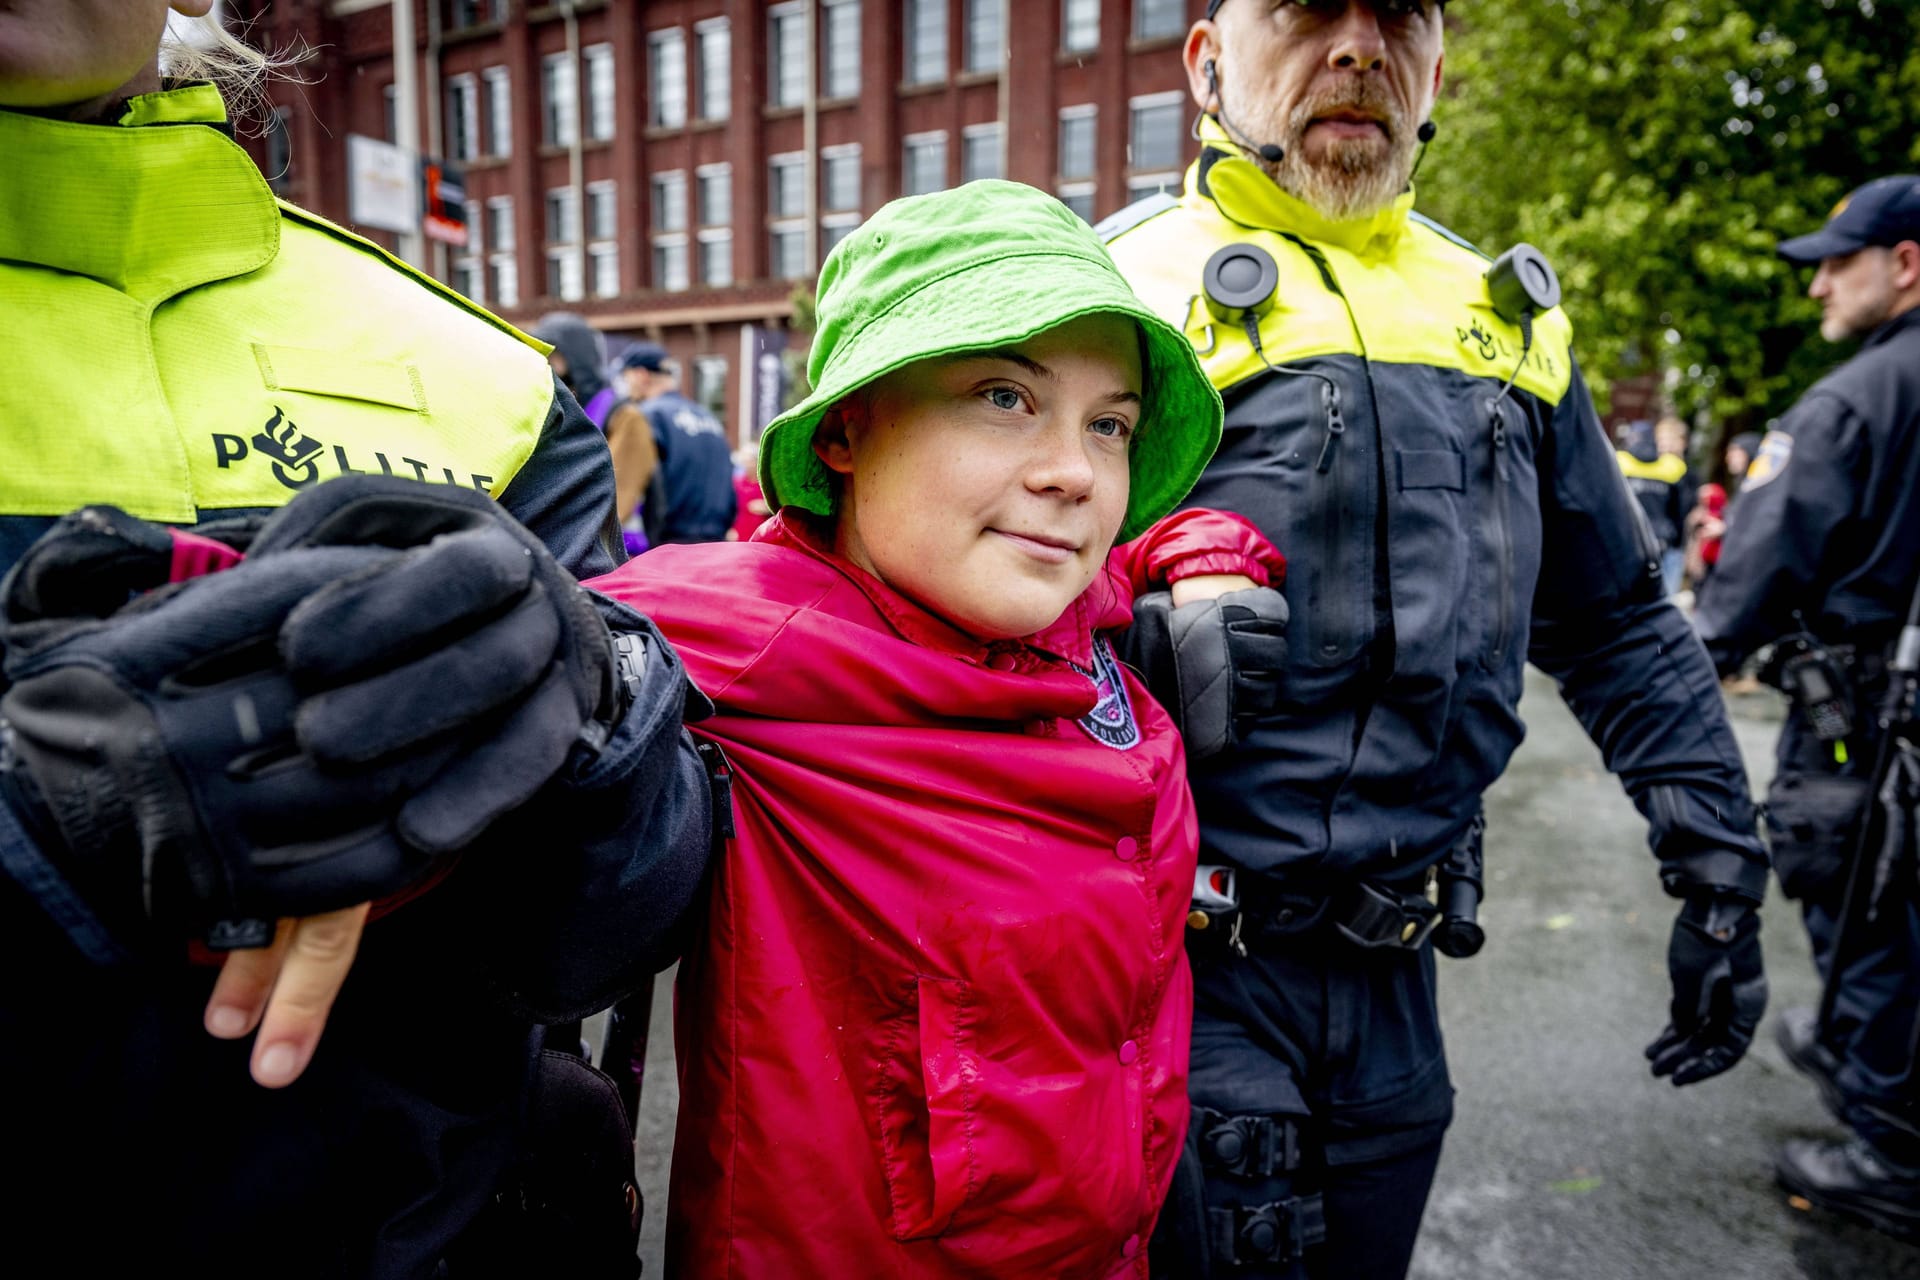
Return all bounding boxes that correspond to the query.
[1863,303,1920,352]
[762,512,1106,673]
[0,81,278,302]
[1188,116,1415,257]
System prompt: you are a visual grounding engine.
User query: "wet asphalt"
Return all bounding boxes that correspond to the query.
[630,668,1920,1278]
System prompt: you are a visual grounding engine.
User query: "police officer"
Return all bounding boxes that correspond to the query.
[617,342,738,545]
[1103,3,1770,1275]
[1695,175,1920,1238]
[0,7,713,1273]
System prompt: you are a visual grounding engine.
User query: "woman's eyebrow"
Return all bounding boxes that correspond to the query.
[956,348,1054,380]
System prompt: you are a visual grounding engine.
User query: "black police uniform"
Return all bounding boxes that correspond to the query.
[1697,302,1920,1173]
[1106,129,1768,1279]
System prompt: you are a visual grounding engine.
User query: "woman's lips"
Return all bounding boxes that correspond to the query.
[992,529,1079,565]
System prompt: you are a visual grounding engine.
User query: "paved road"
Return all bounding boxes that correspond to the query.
[633,669,1920,1278]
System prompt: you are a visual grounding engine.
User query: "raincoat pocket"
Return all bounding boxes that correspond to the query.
[874,975,979,1241]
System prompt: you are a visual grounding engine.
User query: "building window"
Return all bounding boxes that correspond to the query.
[653,235,690,292]
[821,0,861,99]
[650,28,687,129]
[905,0,947,85]
[821,212,861,256]
[1062,0,1099,51]
[446,0,503,31]
[541,53,576,147]
[1127,172,1179,201]
[698,164,732,228]
[1057,181,1096,223]
[587,180,618,242]
[1135,0,1185,40]
[903,131,947,196]
[546,248,584,301]
[768,3,807,109]
[451,253,484,302]
[1129,91,1184,172]
[445,73,479,161]
[1058,104,1096,180]
[698,229,734,286]
[482,66,512,157]
[768,152,806,219]
[962,123,1001,182]
[485,196,517,307]
[770,222,809,279]
[696,18,731,121]
[651,170,687,233]
[822,144,861,212]
[584,43,615,141]
[590,244,620,298]
[693,356,729,418]
[964,0,1002,73]
[546,187,579,246]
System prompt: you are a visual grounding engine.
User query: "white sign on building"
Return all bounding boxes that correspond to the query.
[346,133,418,235]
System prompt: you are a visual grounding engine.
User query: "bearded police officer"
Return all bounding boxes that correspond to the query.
[1102,3,1770,1276]
[1695,175,1920,1239]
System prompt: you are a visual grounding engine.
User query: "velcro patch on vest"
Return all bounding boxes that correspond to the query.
[1079,638,1141,750]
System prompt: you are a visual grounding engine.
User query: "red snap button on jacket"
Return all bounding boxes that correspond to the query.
[1119,1039,1139,1065]
[1114,836,1138,859]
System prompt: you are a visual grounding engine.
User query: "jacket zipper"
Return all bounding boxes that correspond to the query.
[1489,399,1515,664]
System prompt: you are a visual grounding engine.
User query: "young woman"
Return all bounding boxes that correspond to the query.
[594,180,1284,1279]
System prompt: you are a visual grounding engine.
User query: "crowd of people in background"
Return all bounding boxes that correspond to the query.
[1613,416,1767,613]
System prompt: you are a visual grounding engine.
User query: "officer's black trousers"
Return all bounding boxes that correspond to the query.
[1152,931,1454,1279]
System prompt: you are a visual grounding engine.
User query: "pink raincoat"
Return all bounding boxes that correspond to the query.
[592,509,1280,1279]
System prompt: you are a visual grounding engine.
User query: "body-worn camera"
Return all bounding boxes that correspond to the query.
[1767,633,1855,742]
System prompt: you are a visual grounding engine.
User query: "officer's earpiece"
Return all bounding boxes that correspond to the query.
[1417,120,1437,144]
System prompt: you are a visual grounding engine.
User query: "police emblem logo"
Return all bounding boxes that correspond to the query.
[1079,637,1141,750]
[1742,430,1793,491]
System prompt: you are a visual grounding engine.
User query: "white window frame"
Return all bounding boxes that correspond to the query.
[541,53,577,147]
[767,151,806,219]
[1062,0,1099,52]
[902,130,948,197]
[1058,103,1097,180]
[1134,0,1185,40]
[768,2,808,109]
[652,233,690,292]
[821,142,861,213]
[1126,172,1180,202]
[649,28,688,129]
[481,65,512,158]
[452,200,484,301]
[445,72,479,162]
[651,169,688,233]
[1128,90,1186,173]
[484,195,515,252]
[586,179,618,242]
[697,228,734,286]
[769,219,809,279]
[695,17,731,121]
[820,0,861,100]
[962,122,1002,182]
[546,246,585,302]
[820,211,862,256]
[583,43,615,141]
[590,242,620,298]
[696,162,732,228]
[545,186,580,246]
[1057,181,1096,223]
[904,0,947,85]
[964,0,1003,73]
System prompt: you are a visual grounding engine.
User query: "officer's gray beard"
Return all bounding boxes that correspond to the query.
[1259,87,1419,222]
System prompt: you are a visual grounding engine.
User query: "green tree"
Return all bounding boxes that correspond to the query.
[1422,0,1920,434]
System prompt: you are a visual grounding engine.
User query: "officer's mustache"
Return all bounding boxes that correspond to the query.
[1286,82,1406,149]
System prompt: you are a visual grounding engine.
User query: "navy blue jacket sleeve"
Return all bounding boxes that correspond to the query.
[496,374,628,578]
[1694,394,1868,673]
[1528,363,1770,902]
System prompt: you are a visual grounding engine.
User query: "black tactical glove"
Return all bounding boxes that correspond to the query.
[1122,586,1290,760]
[0,477,636,950]
[1644,894,1768,1085]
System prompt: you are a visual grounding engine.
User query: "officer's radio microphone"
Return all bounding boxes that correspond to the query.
[1205,60,1284,164]
[1481,244,1563,431]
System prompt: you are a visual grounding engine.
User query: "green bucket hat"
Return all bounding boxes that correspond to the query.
[758,180,1221,543]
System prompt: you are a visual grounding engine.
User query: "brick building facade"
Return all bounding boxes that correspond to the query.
[232,0,1205,443]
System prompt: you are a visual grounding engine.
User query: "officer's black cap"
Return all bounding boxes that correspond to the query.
[1778,175,1920,265]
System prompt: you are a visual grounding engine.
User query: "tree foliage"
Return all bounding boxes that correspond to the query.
[1421,0,1920,433]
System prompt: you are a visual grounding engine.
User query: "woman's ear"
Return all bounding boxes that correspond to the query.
[812,395,864,478]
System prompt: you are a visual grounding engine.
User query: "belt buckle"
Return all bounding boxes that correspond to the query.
[1335,880,1441,950]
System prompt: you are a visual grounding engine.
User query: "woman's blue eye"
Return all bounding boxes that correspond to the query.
[1089,416,1132,439]
[985,387,1023,411]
